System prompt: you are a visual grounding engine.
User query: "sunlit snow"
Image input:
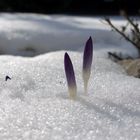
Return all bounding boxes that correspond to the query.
[0,13,140,140]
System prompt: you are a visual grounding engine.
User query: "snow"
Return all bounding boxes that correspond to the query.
[0,13,140,140]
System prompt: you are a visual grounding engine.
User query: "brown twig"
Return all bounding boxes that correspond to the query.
[125,15,139,33]
[108,52,123,62]
[104,18,140,51]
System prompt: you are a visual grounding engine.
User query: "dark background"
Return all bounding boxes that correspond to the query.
[0,0,139,15]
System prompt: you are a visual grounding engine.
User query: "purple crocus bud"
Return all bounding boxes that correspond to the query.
[64,52,77,99]
[83,37,93,94]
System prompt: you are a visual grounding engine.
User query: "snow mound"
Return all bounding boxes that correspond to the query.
[0,50,140,140]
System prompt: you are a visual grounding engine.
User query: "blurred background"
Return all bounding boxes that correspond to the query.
[0,0,139,15]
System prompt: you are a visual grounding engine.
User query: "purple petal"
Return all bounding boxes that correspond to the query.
[83,37,93,73]
[64,52,77,99]
[83,37,93,93]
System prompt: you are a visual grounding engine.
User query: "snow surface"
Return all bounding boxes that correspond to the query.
[0,13,140,140]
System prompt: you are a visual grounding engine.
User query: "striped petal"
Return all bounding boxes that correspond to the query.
[83,37,93,94]
[64,52,77,99]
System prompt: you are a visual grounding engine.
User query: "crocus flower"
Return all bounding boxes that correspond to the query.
[64,52,77,99]
[83,37,93,94]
